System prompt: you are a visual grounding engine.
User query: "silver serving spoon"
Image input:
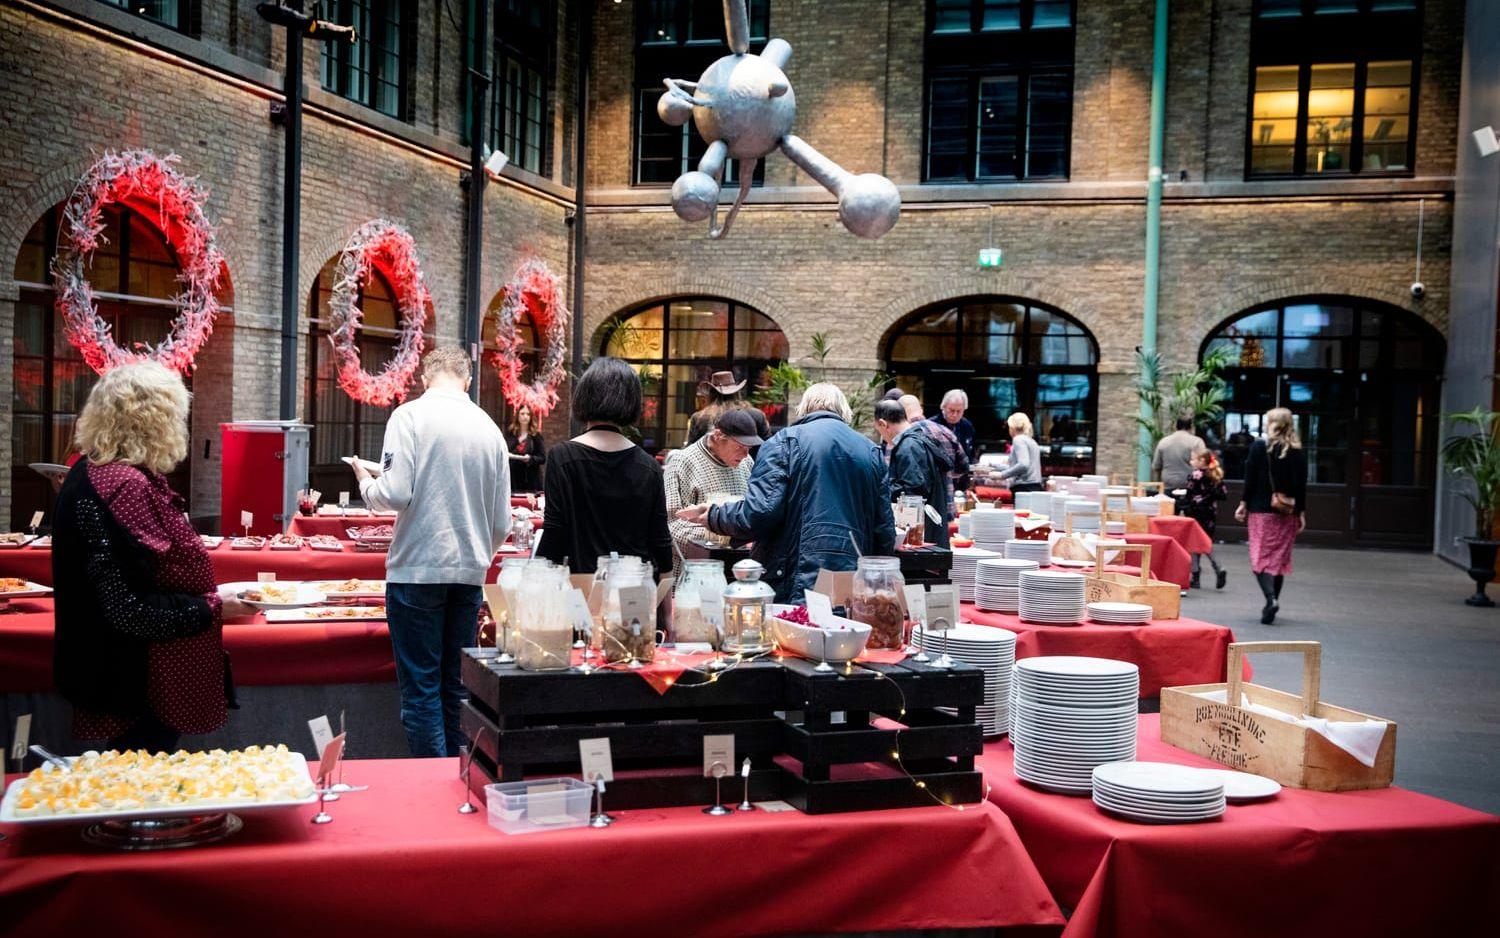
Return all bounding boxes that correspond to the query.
[29,745,69,771]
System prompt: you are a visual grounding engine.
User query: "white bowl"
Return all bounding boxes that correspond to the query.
[768,613,872,664]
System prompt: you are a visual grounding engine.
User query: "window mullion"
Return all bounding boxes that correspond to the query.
[1017,67,1030,180]
[1294,62,1310,175]
[1351,58,1368,173]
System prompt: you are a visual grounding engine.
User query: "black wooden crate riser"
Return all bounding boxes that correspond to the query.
[782,716,982,765]
[780,769,984,815]
[465,748,783,810]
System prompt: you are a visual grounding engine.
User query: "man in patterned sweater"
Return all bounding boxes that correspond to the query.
[664,409,762,578]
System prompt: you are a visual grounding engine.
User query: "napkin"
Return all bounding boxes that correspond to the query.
[1194,689,1389,768]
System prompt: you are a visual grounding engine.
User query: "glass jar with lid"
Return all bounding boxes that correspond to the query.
[898,494,926,548]
[849,556,906,649]
[600,556,656,665]
[721,559,774,654]
[673,559,726,647]
[495,557,537,661]
[515,564,572,671]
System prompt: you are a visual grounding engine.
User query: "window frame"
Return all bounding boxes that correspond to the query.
[1244,1,1422,179]
[921,0,1076,184]
[321,0,416,121]
[492,0,554,176]
[97,0,192,33]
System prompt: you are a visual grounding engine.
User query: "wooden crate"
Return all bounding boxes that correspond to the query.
[1102,493,1150,533]
[1083,542,1181,619]
[1160,641,1396,791]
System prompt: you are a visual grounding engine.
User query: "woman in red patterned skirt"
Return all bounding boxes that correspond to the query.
[1234,408,1307,624]
[52,362,256,753]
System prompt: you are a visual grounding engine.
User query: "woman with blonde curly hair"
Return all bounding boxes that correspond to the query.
[53,361,254,753]
[1235,407,1308,624]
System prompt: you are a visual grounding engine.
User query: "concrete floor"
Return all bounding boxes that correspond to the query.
[1178,542,1500,815]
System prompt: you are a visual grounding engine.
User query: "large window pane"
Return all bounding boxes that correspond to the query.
[1251,65,1299,174]
[933,0,971,33]
[1362,60,1412,171]
[976,76,1019,178]
[1031,0,1072,28]
[927,78,971,181]
[1306,63,1354,174]
[1026,72,1071,178]
[980,0,1021,31]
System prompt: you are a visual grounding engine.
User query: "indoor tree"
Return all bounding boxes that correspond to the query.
[1442,407,1500,540]
[1132,346,1233,457]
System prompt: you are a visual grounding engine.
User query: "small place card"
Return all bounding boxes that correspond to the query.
[29,511,43,530]
[338,491,350,508]
[11,714,31,762]
[578,737,614,784]
[925,584,957,632]
[813,569,854,607]
[315,732,345,783]
[308,715,334,758]
[703,734,734,778]
[654,576,675,608]
[804,590,834,628]
[617,584,655,631]
[240,510,253,530]
[258,572,277,583]
[567,588,593,634]
[903,584,927,623]
[894,501,919,530]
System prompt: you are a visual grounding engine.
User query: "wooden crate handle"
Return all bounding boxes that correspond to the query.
[1103,492,1131,511]
[1092,541,1151,583]
[1226,641,1322,717]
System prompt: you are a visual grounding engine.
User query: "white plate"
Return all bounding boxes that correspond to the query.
[1092,761,1225,796]
[200,536,224,549]
[264,606,387,622]
[223,582,328,610]
[312,579,387,600]
[1017,657,1139,679]
[1,752,318,824]
[1199,768,1282,802]
[0,581,53,600]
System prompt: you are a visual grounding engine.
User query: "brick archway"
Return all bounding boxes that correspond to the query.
[587,276,800,355]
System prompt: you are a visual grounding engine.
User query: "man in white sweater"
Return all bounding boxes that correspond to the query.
[352,348,509,757]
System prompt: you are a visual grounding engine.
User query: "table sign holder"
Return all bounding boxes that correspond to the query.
[905,584,931,663]
[737,757,755,811]
[588,777,614,827]
[327,710,359,795]
[459,722,495,815]
[311,734,345,825]
[703,761,732,816]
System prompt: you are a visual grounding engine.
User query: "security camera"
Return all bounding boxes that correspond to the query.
[1410,281,1426,299]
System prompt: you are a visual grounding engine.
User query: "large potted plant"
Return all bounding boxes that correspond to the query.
[1441,407,1500,607]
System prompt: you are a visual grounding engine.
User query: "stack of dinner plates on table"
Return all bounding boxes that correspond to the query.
[1064,499,1102,532]
[951,546,999,603]
[1049,492,1075,521]
[1086,601,1154,625]
[1010,656,1140,793]
[1104,519,1127,536]
[1018,570,1087,624]
[1080,474,1110,487]
[914,623,1015,737]
[974,558,1037,613]
[1003,538,1052,565]
[1013,490,1048,514]
[970,507,1016,551]
[1070,480,1101,503]
[1090,761,1226,823]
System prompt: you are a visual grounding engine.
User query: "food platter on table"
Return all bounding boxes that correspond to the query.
[268,533,303,551]
[312,578,386,600]
[28,535,52,548]
[0,533,36,549]
[231,536,266,550]
[200,535,224,549]
[264,605,386,622]
[0,578,53,600]
[306,534,344,552]
[224,581,327,610]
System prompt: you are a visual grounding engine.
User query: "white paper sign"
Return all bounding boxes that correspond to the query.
[903,584,927,623]
[804,590,835,628]
[339,491,350,508]
[11,714,32,762]
[578,737,615,783]
[308,715,334,758]
[925,584,958,632]
[29,511,43,530]
[258,571,276,583]
[895,502,919,530]
[567,589,594,634]
[240,510,253,530]
[617,584,655,631]
[703,734,735,778]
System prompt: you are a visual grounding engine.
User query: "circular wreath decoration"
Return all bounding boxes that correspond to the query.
[487,259,569,418]
[327,220,432,407]
[51,150,227,374]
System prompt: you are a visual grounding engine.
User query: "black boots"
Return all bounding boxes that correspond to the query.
[1256,571,1279,624]
[1215,568,1228,590]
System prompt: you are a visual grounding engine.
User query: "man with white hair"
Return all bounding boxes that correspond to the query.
[931,388,976,491]
[676,382,895,602]
[351,348,509,758]
[899,394,969,499]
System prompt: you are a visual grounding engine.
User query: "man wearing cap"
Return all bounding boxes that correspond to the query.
[685,369,772,447]
[665,409,760,578]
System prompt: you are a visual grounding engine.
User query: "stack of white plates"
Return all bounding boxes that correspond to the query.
[971,507,1016,551]
[1070,481,1101,502]
[1049,492,1075,520]
[1091,761,1226,823]
[1018,570,1087,623]
[1049,477,1074,494]
[1064,499,1102,532]
[974,558,1037,613]
[951,546,999,603]
[1004,538,1052,564]
[1081,474,1110,486]
[1129,495,1163,514]
[914,623,1015,737]
[1010,656,1140,793]
[1013,491,1047,514]
[1104,520,1127,536]
[1086,601,1153,625]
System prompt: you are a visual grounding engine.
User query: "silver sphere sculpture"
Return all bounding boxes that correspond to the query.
[657,0,901,240]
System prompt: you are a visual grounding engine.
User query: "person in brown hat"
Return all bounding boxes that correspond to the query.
[685,369,771,448]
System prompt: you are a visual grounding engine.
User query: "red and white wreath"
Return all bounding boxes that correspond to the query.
[326,220,432,407]
[487,259,569,418]
[51,150,227,374]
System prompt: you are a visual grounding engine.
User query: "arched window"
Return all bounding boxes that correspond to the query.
[11,205,215,528]
[304,255,433,497]
[883,296,1099,473]
[597,297,789,452]
[1202,296,1445,545]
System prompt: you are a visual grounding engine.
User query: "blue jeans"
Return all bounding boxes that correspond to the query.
[385,583,483,757]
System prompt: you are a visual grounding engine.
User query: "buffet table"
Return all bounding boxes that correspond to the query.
[288,514,540,539]
[0,598,394,692]
[978,714,1500,938]
[1118,533,1192,589]
[1147,514,1213,557]
[0,758,1066,938]
[961,604,1239,697]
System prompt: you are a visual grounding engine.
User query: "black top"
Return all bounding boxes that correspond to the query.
[887,425,953,548]
[1241,438,1308,514]
[505,430,546,493]
[536,438,674,575]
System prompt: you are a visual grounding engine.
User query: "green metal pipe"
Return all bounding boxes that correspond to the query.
[1137,0,1169,481]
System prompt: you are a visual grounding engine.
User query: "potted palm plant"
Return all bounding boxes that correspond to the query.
[1441,407,1500,607]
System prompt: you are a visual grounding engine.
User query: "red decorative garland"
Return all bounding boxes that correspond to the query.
[326,220,432,407]
[51,150,226,374]
[486,259,569,418]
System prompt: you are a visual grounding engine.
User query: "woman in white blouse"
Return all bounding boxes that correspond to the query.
[997,412,1044,492]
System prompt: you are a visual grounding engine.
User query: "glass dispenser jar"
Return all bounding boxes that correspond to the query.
[600,556,655,665]
[849,556,906,650]
[515,564,572,671]
[673,559,726,647]
[495,557,535,662]
[721,559,774,654]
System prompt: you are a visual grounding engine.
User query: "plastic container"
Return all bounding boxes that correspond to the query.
[485,778,592,834]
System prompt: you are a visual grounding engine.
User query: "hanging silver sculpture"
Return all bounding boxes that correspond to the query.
[656,0,902,240]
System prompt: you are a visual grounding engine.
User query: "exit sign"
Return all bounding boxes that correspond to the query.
[978,247,1003,268]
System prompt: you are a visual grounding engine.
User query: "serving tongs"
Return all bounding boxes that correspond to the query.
[29,745,70,771]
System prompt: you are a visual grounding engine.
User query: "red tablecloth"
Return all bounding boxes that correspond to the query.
[974,486,1013,504]
[0,758,1064,938]
[286,514,391,539]
[0,598,394,691]
[978,715,1500,938]
[0,545,512,588]
[962,603,1240,697]
[1148,514,1214,556]
[1119,532,1192,588]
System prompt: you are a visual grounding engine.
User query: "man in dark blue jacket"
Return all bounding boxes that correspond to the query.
[676,383,896,602]
[875,399,953,548]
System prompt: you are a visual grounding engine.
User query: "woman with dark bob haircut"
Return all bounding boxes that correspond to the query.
[535,357,673,575]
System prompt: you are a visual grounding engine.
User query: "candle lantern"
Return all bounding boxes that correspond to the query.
[721,559,774,654]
